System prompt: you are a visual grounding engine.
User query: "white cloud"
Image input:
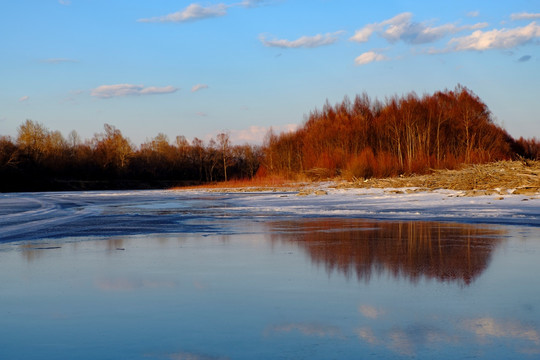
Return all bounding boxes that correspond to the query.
[350,12,488,45]
[511,12,540,21]
[237,0,267,7]
[355,51,388,65]
[138,1,275,24]
[139,86,178,95]
[230,126,269,144]
[350,24,378,43]
[447,22,540,51]
[191,84,209,92]
[138,3,227,23]
[260,32,343,48]
[19,96,29,102]
[467,11,480,18]
[350,13,413,43]
[58,0,71,5]
[207,123,298,144]
[91,84,178,99]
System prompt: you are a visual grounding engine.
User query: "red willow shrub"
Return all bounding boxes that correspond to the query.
[516,137,540,160]
[262,85,528,179]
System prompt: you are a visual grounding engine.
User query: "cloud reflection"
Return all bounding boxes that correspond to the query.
[357,323,457,356]
[95,278,176,291]
[359,304,385,319]
[463,317,540,345]
[168,351,229,360]
[356,327,379,345]
[266,323,342,338]
[356,317,540,356]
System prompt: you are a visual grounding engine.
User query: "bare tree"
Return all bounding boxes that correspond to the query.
[17,119,48,161]
[67,130,81,149]
[217,132,231,181]
[191,137,205,181]
[93,124,133,170]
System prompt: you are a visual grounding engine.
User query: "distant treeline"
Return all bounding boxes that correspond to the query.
[0,123,261,192]
[262,85,539,179]
[1,85,538,192]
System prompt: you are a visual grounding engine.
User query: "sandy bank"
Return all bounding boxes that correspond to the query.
[177,160,540,197]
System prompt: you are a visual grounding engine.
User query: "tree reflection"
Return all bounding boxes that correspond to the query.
[19,243,62,262]
[267,219,505,285]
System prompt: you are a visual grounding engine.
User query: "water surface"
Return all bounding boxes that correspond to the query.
[1,217,539,359]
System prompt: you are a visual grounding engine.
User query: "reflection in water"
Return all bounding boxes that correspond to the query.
[265,322,342,338]
[267,219,506,285]
[384,324,456,356]
[2,217,539,359]
[359,305,385,319]
[356,316,540,357]
[105,237,126,251]
[18,234,187,263]
[168,351,230,360]
[19,242,63,262]
[95,278,177,292]
[462,318,540,345]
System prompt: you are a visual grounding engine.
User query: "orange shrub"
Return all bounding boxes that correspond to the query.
[345,147,377,179]
[374,151,401,178]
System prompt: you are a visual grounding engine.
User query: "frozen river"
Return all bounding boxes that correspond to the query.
[1,189,539,359]
[1,188,538,242]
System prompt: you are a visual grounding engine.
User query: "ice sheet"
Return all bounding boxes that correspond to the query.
[0,188,538,242]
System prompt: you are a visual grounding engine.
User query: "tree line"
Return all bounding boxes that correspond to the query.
[1,85,538,192]
[262,85,539,179]
[0,121,261,192]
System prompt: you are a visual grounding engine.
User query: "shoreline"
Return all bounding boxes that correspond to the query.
[174,160,540,198]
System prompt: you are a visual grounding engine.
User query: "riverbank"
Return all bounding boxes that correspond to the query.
[177,160,540,197]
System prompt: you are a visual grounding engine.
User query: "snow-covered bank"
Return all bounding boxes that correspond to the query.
[0,187,538,242]
[188,186,540,226]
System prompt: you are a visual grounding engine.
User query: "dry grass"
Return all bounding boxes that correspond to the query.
[173,160,540,196]
[346,160,540,195]
[172,175,301,192]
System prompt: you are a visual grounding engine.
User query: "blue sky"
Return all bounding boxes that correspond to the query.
[1,0,539,145]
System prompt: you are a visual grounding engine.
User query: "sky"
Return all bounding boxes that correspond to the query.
[1,0,539,146]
